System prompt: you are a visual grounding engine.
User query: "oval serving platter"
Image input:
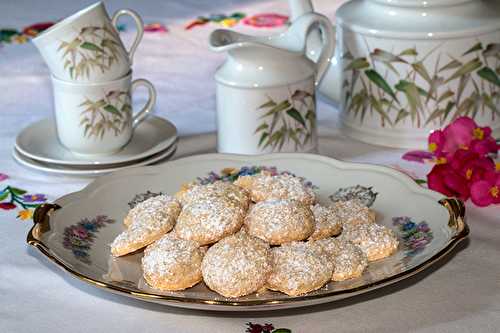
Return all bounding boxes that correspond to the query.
[28,153,468,311]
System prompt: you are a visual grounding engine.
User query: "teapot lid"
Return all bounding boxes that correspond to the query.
[337,0,500,39]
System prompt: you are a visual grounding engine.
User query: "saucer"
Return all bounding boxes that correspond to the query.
[15,116,177,166]
[13,143,176,177]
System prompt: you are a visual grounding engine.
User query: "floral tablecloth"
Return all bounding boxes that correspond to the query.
[1,0,499,332]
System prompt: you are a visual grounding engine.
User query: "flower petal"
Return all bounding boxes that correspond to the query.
[402,150,434,163]
[470,180,495,207]
[442,116,476,153]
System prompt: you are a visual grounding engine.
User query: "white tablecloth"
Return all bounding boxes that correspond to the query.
[1,1,499,332]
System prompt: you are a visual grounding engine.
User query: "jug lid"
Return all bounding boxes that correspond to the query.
[213,45,317,89]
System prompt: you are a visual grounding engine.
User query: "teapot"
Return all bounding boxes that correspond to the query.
[291,0,500,148]
[209,13,334,154]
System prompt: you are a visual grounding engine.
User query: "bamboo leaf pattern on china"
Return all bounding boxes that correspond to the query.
[286,108,307,127]
[57,25,121,79]
[254,123,269,134]
[412,62,432,83]
[371,49,408,64]
[462,42,483,56]
[260,100,290,118]
[399,48,418,57]
[344,58,370,71]
[439,59,462,72]
[255,89,315,152]
[79,90,131,139]
[258,100,277,109]
[425,108,446,125]
[395,109,410,124]
[342,42,499,128]
[477,67,500,87]
[483,43,500,58]
[365,69,399,102]
[444,58,482,83]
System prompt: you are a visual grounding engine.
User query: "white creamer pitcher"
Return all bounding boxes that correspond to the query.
[209,13,334,154]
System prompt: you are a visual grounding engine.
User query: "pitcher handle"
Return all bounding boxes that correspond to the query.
[292,13,335,86]
[310,15,335,86]
[131,79,156,128]
[112,9,144,65]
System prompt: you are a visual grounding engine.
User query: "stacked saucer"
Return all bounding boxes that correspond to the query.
[14,116,177,177]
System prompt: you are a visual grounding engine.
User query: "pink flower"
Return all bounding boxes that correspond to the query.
[438,117,498,158]
[470,134,498,156]
[449,150,496,184]
[0,173,8,182]
[427,164,470,200]
[428,130,446,157]
[470,172,500,207]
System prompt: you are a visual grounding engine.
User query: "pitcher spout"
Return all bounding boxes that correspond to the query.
[209,29,258,52]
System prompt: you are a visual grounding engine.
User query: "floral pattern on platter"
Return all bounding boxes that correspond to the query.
[58,25,121,80]
[393,216,434,256]
[246,322,291,333]
[196,165,316,188]
[256,89,316,152]
[329,185,378,207]
[127,190,164,209]
[343,42,500,128]
[79,90,132,139]
[0,173,48,220]
[63,215,115,264]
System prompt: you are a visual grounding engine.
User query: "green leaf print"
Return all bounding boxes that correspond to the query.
[255,89,315,152]
[260,100,290,118]
[439,59,462,72]
[80,41,104,52]
[399,48,418,57]
[286,108,306,127]
[477,67,500,87]
[342,42,500,128]
[344,57,370,71]
[462,42,483,56]
[482,43,500,58]
[445,58,482,83]
[365,69,398,102]
[103,104,121,116]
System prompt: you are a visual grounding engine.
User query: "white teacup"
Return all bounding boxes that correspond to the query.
[33,2,144,82]
[51,72,156,156]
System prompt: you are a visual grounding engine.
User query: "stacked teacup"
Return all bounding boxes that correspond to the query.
[32,2,156,157]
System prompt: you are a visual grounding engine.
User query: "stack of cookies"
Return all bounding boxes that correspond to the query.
[110,172,399,297]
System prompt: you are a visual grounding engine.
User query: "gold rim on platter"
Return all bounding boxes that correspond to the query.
[27,197,469,308]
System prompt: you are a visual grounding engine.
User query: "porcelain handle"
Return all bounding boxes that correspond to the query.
[111,9,144,65]
[297,13,335,86]
[439,198,467,237]
[131,79,157,129]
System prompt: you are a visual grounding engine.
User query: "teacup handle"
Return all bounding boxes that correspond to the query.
[111,9,144,65]
[131,79,156,129]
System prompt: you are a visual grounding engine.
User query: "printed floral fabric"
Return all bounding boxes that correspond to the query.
[0,11,287,47]
[0,173,47,220]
